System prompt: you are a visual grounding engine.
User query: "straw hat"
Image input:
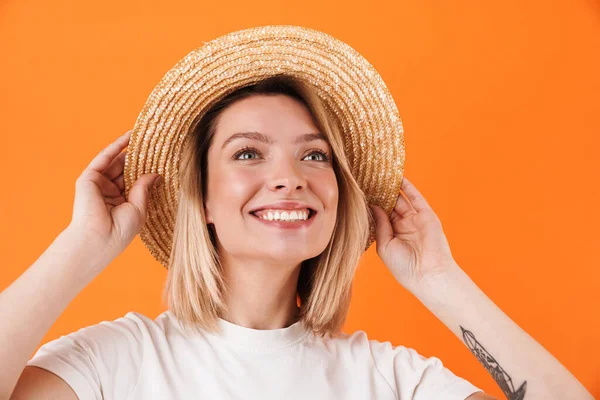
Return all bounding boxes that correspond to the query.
[123,25,405,268]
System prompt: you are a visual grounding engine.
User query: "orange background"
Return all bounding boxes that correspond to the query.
[1,0,599,398]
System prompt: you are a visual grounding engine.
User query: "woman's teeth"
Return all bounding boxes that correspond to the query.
[253,209,310,222]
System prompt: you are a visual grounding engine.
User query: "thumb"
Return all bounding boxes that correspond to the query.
[370,204,393,250]
[127,174,162,222]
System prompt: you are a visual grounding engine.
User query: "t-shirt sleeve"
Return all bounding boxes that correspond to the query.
[26,312,145,400]
[369,339,484,400]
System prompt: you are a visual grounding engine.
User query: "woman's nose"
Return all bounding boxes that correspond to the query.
[268,159,307,193]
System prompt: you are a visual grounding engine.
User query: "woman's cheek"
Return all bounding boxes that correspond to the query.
[224,168,261,196]
[312,169,338,208]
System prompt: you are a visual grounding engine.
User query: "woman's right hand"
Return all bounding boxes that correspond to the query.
[67,130,162,262]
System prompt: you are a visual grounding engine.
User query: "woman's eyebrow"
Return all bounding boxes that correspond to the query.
[221,131,327,149]
[296,133,327,144]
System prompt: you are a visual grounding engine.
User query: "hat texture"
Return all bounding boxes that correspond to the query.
[124,25,405,268]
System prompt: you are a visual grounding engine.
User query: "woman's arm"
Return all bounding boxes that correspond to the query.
[409,263,593,400]
[370,177,593,399]
[2,131,160,399]
[0,228,100,399]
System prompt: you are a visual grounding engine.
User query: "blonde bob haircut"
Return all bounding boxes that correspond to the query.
[162,75,371,338]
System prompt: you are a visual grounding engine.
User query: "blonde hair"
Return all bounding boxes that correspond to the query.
[162,75,370,338]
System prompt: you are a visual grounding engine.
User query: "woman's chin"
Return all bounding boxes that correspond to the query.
[255,247,320,265]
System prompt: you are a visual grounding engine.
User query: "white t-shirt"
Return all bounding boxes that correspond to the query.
[27,310,483,399]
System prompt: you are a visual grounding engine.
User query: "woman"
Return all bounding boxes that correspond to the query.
[3,28,593,399]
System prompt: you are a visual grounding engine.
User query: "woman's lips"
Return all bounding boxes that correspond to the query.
[249,210,317,229]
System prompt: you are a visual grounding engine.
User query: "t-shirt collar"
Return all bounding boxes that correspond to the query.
[214,316,310,351]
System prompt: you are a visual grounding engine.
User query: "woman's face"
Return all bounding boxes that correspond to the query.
[204,94,338,265]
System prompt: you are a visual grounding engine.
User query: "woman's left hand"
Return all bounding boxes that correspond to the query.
[370,176,458,292]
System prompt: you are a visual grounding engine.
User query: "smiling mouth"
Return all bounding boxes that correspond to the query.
[250,209,317,222]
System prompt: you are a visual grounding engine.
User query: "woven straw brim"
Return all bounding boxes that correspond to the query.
[124,25,405,269]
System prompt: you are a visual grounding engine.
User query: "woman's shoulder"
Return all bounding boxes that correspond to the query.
[120,309,176,331]
[315,328,396,352]
[37,309,180,349]
[308,327,408,365]
[100,309,188,342]
[24,310,173,400]
[316,328,482,399]
[320,328,451,371]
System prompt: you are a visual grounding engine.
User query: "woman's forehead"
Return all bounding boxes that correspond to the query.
[213,96,326,145]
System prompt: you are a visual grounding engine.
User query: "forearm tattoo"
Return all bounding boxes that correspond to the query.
[460,326,527,400]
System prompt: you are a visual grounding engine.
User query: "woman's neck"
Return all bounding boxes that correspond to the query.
[219,256,302,330]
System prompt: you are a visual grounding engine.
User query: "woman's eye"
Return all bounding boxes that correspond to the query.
[233,147,261,160]
[303,150,330,162]
[238,151,258,160]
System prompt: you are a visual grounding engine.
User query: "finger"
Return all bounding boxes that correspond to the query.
[370,205,393,250]
[86,130,132,174]
[393,191,417,218]
[126,174,162,222]
[113,173,124,193]
[104,195,126,207]
[389,209,403,228]
[80,170,122,198]
[399,176,432,213]
[104,151,127,181]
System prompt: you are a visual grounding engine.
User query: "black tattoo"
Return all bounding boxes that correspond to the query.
[460,326,527,400]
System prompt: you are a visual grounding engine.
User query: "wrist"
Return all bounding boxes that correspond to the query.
[53,227,112,279]
[407,262,469,301]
